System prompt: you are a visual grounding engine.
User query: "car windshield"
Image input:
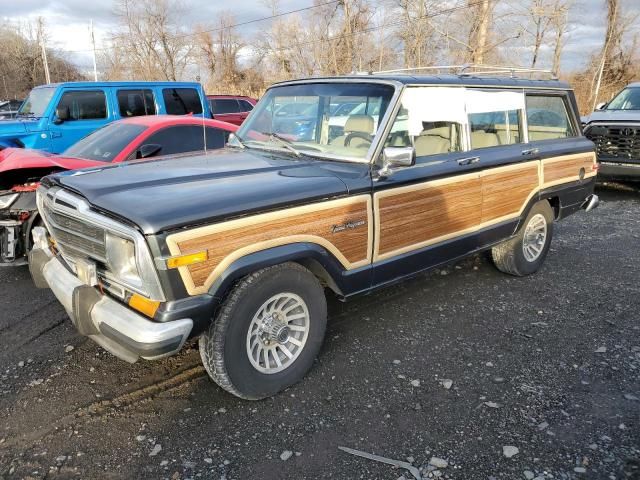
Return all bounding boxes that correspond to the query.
[606,87,640,110]
[64,122,148,162]
[236,82,395,161]
[17,87,55,117]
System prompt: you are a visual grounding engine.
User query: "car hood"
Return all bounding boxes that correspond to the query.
[48,148,350,234]
[0,119,29,136]
[583,110,640,125]
[0,147,104,174]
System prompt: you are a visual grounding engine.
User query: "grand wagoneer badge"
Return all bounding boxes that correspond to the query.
[331,219,366,233]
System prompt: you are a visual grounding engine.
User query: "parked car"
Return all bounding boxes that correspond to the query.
[207,95,256,125]
[31,73,599,400]
[0,81,211,153]
[0,99,23,120]
[0,115,236,266]
[582,82,640,181]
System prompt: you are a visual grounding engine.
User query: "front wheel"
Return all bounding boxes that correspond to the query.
[491,200,554,276]
[199,262,327,400]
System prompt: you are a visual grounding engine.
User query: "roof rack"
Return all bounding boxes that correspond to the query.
[372,64,558,80]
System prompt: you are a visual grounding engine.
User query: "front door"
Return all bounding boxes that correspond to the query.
[49,89,111,153]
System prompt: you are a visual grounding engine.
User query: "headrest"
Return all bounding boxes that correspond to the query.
[345,114,374,134]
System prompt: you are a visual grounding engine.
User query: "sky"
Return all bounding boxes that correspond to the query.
[0,0,638,77]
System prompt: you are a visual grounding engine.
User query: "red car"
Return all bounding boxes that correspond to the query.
[0,115,237,265]
[207,95,257,125]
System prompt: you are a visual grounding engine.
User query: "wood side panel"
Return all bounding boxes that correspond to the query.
[543,154,596,185]
[175,199,370,290]
[377,177,482,257]
[481,163,539,224]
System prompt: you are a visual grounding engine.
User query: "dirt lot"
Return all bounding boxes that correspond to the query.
[0,185,639,480]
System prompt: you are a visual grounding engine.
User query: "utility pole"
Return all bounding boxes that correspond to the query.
[37,17,51,84]
[90,20,98,81]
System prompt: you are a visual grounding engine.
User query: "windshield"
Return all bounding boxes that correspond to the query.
[236,82,395,161]
[606,87,640,110]
[17,87,55,117]
[64,122,148,162]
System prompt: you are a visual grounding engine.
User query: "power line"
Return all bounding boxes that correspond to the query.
[59,0,341,54]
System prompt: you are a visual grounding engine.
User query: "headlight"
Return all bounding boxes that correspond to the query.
[105,232,141,287]
[0,193,19,209]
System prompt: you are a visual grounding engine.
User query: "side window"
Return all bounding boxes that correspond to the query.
[384,87,464,159]
[468,109,523,148]
[212,99,241,114]
[238,100,254,112]
[204,127,228,149]
[56,90,106,120]
[526,95,576,140]
[117,89,156,117]
[466,89,525,149]
[144,125,225,156]
[162,88,203,115]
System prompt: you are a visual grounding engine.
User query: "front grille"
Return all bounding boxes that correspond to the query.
[585,124,640,162]
[41,197,107,263]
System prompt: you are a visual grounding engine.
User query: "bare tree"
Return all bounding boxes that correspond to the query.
[104,0,193,81]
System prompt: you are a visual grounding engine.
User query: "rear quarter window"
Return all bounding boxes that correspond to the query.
[526,95,576,140]
[162,88,203,115]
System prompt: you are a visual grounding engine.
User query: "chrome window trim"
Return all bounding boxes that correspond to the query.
[37,186,165,302]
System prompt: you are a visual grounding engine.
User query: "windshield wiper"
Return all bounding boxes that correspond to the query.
[260,131,301,157]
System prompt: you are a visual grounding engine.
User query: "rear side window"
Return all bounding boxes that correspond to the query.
[57,90,107,120]
[469,110,523,148]
[526,95,575,140]
[238,99,254,112]
[144,125,227,155]
[117,89,156,117]
[162,88,203,115]
[211,99,240,114]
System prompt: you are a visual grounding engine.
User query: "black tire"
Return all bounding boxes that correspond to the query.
[491,200,554,277]
[199,262,327,400]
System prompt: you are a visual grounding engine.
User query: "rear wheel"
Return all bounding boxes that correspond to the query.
[199,262,327,400]
[491,200,554,276]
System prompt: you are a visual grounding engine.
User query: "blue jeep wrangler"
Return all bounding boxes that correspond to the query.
[0,81,210,153]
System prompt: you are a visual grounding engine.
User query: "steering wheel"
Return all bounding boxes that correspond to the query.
[344,132,372,147]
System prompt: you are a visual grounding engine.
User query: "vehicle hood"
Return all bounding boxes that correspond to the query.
[0,147,104,174]
[48,149,350,234]
[583,110,640,125]
[0,119,29,136]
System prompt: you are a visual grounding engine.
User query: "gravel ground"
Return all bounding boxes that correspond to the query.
[0,185,638,480]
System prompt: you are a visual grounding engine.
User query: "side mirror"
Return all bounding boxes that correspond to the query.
[136,143,162,159]
[53,106,70,124]
[379,146,415,178]
[595,102,607,111]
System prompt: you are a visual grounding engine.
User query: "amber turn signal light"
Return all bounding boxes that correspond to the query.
[166,251,208,269]
[128,293,160,318]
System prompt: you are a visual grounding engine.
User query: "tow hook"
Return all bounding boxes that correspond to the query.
[582,194,600,212]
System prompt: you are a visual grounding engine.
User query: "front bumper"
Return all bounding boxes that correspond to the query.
[29,248,193,363]
[598,161,640,180]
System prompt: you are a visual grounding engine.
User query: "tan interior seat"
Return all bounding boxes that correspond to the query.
[330,114,374,147]
[413,126,452,156]
[471,130,500,149]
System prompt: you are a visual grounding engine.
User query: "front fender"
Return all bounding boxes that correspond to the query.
[207,242,371,301]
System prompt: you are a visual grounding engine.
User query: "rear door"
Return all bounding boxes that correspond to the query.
[48,88,111,153]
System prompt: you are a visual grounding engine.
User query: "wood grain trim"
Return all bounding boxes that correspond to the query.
[166,196,372,296]
[480,162,540,224]
[542,152,597,188]
[374,171,483,261]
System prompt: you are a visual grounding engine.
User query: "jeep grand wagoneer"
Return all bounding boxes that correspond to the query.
[30,71,599,399]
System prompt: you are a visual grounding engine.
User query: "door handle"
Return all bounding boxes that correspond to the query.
[521,147,539,156]
[457,156,480,166]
